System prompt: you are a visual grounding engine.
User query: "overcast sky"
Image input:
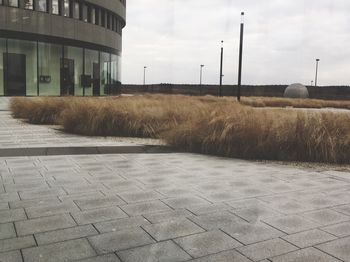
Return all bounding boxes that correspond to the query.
[121,0,350,86]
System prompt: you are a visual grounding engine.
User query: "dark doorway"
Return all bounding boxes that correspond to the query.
[92,62,100,96]
[4,53,26,96]
[60,58,75,96]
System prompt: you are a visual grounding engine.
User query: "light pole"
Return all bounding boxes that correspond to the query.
[143,66,147,85]
[219,40,224,97]
[237,12,245,102]
[200,64,205,95]
[315,59,320,87]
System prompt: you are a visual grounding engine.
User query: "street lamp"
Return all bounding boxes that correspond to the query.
[143,66,147,85]
[200,64,205,95]
[315,59,320,87]
[237,12,245,102]
[219,40,224,97]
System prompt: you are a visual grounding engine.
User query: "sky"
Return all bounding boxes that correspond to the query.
[121,0,350,86]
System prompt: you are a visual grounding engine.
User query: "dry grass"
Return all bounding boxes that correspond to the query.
[241,96,350,109]
[10,95,350,164]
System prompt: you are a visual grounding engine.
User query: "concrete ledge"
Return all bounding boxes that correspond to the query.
[0,146,173,157]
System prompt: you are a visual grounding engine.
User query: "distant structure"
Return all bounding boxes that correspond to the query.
[0,0,126,96]
[284,83,309,98]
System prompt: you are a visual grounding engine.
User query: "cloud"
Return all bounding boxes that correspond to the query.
[122,0,350,85]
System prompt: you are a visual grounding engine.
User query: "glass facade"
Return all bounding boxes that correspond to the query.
[0,38,121,96]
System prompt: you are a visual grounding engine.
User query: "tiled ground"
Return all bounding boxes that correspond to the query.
[0,98,350,261]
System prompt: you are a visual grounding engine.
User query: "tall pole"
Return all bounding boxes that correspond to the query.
[200,64,204,95]
[143,66,147,85]
[315,59,320,87]
[219,40,224,97]
[237,12,245,102]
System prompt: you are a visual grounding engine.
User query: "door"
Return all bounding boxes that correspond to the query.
[92,62,100,96]
[60,58,75,96]
[4,53,26,96]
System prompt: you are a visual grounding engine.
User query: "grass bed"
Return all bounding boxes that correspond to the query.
[10,95,350,164]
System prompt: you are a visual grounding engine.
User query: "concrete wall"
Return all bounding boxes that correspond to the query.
[122,84,350,100]
[0,4,124,52]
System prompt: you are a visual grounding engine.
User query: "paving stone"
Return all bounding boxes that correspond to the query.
[35,225,98,245]
[0,223,16,240]
[301,209,350,226]
[25,201,80,218]
[120,200,171,216]
[0,209,26,223]
[232,205,283,222]
[282,229,337,248]
[15,214,76,236]
[0,202,9,210]
[174,230,242,257]
[222,222,285,245]
[143,209,193,224]
[117,240,191,262]
[143,218,204,241]
[317,236,350,261]
[9,198,61,209]
[162,196,211,209]
[333,204,350,216]
[18,188,67,200]
[271,247,341,262]
[262,215,319,234]
[117,190,163,203]
[236,238,298,261]
[0,250,23,262]
[88,227,155,254]
[72,207,128,225]
[94,216,150,233]
[22,238,96,262]
[74,196,126,210]
[0,236,36,253]
[321,221,350,237]
[75,254,121,262]
[186,203,231,215]
[190,211,246,230]
[188,249,252,262]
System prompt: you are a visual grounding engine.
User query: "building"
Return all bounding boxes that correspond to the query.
[0,0,126,96]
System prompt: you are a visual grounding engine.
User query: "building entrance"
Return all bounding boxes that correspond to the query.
[4,53,26,96]
[60,58,75,96]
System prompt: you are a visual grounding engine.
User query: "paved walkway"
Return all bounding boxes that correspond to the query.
[0,98,350,262]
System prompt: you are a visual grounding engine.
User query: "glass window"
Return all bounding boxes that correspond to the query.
[73,1,79,19]
[91,7,95,24]
[7,39,38,96]
[0,38,5,96]
[95,8,99,25]
[64,46,83,95]
[24,0,33,9]
[0,0,3,5]
[63,0,70,17]
[36,0,47,12]
[100,52,110,95]
[82,4,87,22]
[38,42,61,96]
[52,0,59,14]
[8,0,19,7]
[84,49,99,96]
[101,10,105,27]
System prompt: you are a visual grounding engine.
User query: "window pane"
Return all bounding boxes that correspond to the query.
[64,46,83,95]
[82,4,87,22]
[91,7,95,24]
[38,42,61,96]
[100,52,110,95]
[24,0,33,9]
[8,0,19,7]
[73,2,79,19]
[84,49,99,96]
[36,0,47,12]
[63,0,69,17]
[52,0,59,14]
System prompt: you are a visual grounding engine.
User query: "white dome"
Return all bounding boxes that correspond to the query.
[284,83,309,99]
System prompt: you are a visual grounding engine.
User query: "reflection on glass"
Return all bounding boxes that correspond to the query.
[52,0,59,14]
[63,0,70,17]
[0,38,5,96]
[8,0,18,7]
[24,0,33,9]
[36,0,47,12]
[73,2,80,19]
